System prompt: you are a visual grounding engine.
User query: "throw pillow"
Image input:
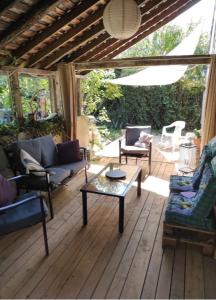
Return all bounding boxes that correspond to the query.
[134,132,152,148]
[0,174,17,207]
[20,149,46,177]
[57,140,82,164]
[35,135,59,167]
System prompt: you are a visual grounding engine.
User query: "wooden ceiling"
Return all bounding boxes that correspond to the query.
[0,0,201,70]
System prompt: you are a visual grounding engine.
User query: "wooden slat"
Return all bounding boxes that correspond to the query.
[0,0,65,49]
[13,0,103,61]
[74,55,211,71]
[90,0,200,62]
[0,66,56,76]
[27,8,104,67]
[0,0,21,18]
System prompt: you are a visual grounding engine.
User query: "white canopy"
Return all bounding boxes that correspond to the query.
[108,27,201,86]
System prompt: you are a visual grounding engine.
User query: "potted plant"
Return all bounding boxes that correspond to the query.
[193,128,201,149]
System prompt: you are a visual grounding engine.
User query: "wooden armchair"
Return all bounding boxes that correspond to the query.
[119,126,152,174]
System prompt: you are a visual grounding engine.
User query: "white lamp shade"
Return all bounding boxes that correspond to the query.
[103,0,141,40]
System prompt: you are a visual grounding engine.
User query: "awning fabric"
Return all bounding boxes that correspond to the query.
[108,27,201,86]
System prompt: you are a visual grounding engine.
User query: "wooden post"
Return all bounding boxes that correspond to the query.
[8,71,23,124]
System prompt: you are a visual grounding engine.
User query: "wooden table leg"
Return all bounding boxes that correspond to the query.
[119,196,124,233]
[82,191,88,226]
[137,169,142,197]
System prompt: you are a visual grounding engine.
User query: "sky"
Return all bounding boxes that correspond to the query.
[169,0,215,34]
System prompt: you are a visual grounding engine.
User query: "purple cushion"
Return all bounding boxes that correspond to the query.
[0,175,17,207]
[57,140,82,164]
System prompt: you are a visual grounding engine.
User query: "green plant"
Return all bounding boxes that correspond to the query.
[193,128,201,138]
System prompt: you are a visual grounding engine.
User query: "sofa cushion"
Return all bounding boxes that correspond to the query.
[0,174,16,207]
[169,175,194,192]
[45,167,71,185]
[0,146,10,170]
[0,192,48,235]
[54,160,87,174]
[17,139,42,163]
[208,136,216,157]
[20,149,46,177]
[36,135,59,167]
[126,126,151,146]
[57,140,82,164]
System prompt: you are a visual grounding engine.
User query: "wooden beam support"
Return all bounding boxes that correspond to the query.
[0,0,20,18]
[41,23,106,69]
[8,70,23,124]
[82,0,200,62]
[27,8,104,67]
[0,66,56,76]
[0,0,65,49]
[75,55,211,71]
[13,0,103,61]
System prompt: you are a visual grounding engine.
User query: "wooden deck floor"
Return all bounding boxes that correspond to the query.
[1,145,216,299]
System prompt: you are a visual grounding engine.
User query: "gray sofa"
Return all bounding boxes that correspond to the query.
[5,135,88,218]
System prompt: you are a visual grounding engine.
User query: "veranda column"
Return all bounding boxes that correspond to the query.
[8,71,23,124]
[201,55,216,148]
[57,63,77,140]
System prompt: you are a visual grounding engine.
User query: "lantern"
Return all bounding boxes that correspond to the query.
[103,0,141,40]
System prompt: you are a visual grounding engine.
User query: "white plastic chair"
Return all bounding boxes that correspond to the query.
[161,121,186,150]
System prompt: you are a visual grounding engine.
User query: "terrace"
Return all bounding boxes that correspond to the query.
[1,0,216,299]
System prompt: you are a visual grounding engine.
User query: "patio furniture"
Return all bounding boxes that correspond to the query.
[0,175,49,256]
[7,135,88,219]
[163,157,216,255]
[119,125,152,174]
[80,163,142,233]
[161,121,185,150]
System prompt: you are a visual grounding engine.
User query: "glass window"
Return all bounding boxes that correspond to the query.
[0,74,13,124]
[19,74,52,120]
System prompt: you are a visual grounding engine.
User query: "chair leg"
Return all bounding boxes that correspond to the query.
[85,166,88,183]
[47,188,54,219]
[126,156,128,164]
[119,154,122,164]
[40,198,49,256]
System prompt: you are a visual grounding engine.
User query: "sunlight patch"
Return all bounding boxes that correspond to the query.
[141,175,170,197]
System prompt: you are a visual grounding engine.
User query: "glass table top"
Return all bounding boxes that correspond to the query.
[80,163,141,197]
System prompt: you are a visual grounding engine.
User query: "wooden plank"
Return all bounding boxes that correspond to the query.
[203,256,216,299]
[75,55,211,71]
[0,1,20,18]
[13,0,103,60]
[0,0,62,49]
[0,66,56,76]
[185,245,205,299]
[170,244,186,299]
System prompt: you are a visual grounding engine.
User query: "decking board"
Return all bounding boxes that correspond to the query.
[0,144,216,299]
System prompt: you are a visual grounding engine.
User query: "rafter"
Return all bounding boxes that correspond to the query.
[13,0,103,61]
[27,8,104,67]
[0,0,20,18]
[0,0,67,49]
[41,23,106,69]
[87,0,200,62]
[102,0,201,61]
[41,0,163,68]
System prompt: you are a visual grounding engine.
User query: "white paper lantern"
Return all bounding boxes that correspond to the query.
[103,0,141,40]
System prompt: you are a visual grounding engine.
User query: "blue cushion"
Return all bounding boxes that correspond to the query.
[0,192,48,235]
[17,139,42,163]
[35,135,59,167]
[52,160,87,174]
[208,136,216,157]
[45,167,71,185]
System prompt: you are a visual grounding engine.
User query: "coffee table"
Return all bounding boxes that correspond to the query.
[80,163,142,233]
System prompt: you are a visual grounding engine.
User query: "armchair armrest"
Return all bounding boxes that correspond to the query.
[0,194,41,212]
[8,175,28,182]
[80,147,87,160]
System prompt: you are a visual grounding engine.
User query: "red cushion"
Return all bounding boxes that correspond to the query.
[57,140,82,164]
[0,175,17,207]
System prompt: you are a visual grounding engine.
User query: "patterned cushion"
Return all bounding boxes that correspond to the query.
[169,175,194,192]
[208,136,216,157]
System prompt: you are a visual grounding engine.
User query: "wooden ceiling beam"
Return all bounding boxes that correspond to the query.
[0,0,20,18]
[103,0,201,61]
[27,8,104,67]
[75,55,211,70]
[13,0,103,61]
[90,0,200,62]
[44,0,163,68]
[64,0,170,64]
[0,0,65,49]
[41,23,106,69]
[27,0,147,67]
